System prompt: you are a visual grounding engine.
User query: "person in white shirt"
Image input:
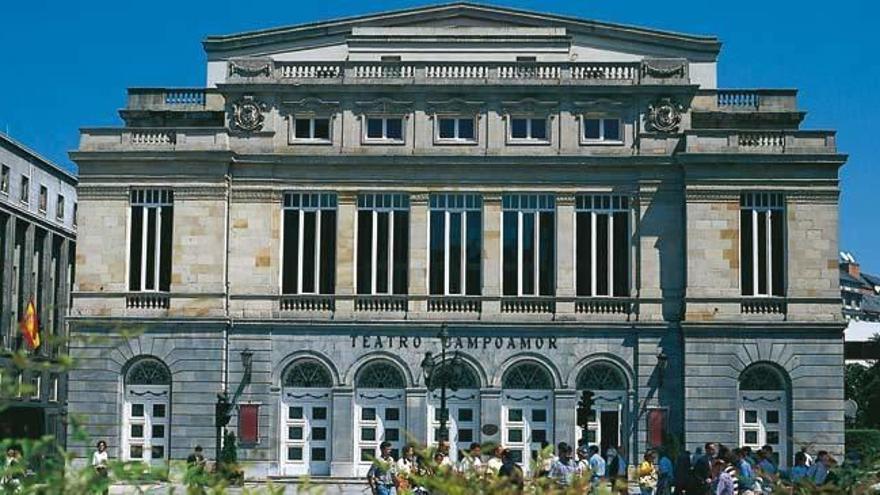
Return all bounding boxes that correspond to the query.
[486,445,505,475]
[588,445,607,484]
[457,443,484,474]
[91,440,109,495]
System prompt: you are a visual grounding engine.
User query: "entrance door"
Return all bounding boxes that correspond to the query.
[122,385,169,462]
[427,390,480,462]
[502,393,553,473]
[355,390,406,476]
[576,392,625,453]
[280,391,331,476]
[739,391,787,468]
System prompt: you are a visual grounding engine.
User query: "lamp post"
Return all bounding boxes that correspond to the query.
[215,349,255,461]
[656,351,668,387]
[421,324,462,443]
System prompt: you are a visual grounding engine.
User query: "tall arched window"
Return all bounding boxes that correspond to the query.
[355,360,407,474]
[576,361,629,453]
[501,361,554,472]
[280,358,334,476]
[122,357,171,462]
[738,363,789,468]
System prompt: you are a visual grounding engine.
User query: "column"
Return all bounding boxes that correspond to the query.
[480,389,502,446]
[1,215,15,348]
[56,238,70,341]
[21,222,35,317]
[481,195,502,315]
[39,230,53,355]
[408,193,429,313]
[554,390,577,448]
[330,389,355,476]
[555,195,576,318]
[334,192,357,315]
[406,388,428,446]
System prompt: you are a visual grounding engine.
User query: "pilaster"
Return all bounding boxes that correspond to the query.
[334,192,357,315]
[555,194,576,318]
[1,215,15,348]
[408,193,429,313]
[481,194,502,315]
[330,389,356,477]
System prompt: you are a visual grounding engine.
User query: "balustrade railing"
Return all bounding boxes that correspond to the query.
[738,132,785,149]
[280,295,335,312]
[355,296,408,312]
[501,298,555,314]
[741,298,787,315]
[427,297,482,313]
[717,90,759,109]
[130,130,176,146]
[126,293,170,310]
[575,298,634,315]
[278,63,342,79]
[164,90,206,106]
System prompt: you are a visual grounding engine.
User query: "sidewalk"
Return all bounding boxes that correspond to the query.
[109,480,372,494]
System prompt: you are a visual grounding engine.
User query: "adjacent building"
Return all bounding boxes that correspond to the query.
[67,3,847,478]
[0,132,77,443]
[840,252,880,322]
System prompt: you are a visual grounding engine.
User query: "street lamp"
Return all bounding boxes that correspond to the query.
[215,349,255,460]
[656,351,668,387]
[421,324,463,443]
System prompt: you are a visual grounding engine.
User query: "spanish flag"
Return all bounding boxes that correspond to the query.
[20,298,40,350]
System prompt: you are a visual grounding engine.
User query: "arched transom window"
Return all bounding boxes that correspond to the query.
[283,359,333,388]
[739,363,786,391]
[577,362,627,391]
[502,362,553,390]
[356,361,406,389]
[430,362,480,390]
[125,357,171,386]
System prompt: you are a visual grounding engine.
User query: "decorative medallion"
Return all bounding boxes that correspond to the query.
[646,97,684,133]
[232,95,268,132]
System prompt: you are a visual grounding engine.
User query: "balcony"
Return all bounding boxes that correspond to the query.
[692,89,799,113]
[682,129,837,154]
[78,127,229,152]
[225,58,691,87]
[126,88,225,112]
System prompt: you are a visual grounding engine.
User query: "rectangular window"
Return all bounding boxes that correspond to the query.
[73,203,78,227]
[56,195,65,220]
[576,195,630,296]
[239,404,260,444]
[29,374,40,400]
[583,117,622,143]
[502,194,555,296]
[38,185,48,213]
[740,192,785,297]
[128,189,174,292]
[429,194,482,296]
[49,374,59,402]
[293,117,331,141]
[437,117,476,142]
[365,117,404,142]
[356,194,409,295]
[20,176,29,204]
[282,192,337,295]
[0,165,9,194]
[509,118,548,141]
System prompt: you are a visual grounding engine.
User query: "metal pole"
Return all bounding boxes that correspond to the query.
[439,328,448,441]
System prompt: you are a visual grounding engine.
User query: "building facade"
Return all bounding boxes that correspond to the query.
[1,132,77,443]
[68,4,846,478]
[840,252,880,322]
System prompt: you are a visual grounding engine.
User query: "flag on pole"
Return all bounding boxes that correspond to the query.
[20,298,40,350]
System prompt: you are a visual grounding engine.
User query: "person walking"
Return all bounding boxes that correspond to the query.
[692,443,717,495]
[655,448,674,495]
[457,442,483,475]
[498,447,524,491]
[638,450,658,495]
[91,441,109,495]
[366,441,397,495]
[711,459,735,495]
[588,445,606,487]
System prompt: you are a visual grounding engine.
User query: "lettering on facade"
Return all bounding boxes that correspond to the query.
[350,335,557,351]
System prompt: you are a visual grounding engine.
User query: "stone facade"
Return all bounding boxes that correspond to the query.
[67,3,846,479]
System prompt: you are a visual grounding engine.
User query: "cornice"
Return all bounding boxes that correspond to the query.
[685,189,740,202]
[77,185,129,200]
[281,97,342,114]
[230,188,282,203]
[175,186,228,199]
[500,97,559,115]
[354,98,414,115]
[425,98,485,115]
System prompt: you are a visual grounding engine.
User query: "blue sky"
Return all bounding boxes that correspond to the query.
[1,0,876,270]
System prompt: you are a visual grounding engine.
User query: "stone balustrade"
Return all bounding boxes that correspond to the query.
[78,127,229,152]
[691,89,799,112]
[126,88,224,111]
[683,129,837,154]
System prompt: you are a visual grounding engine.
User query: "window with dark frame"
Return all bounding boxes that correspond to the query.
[583,117,622,143]
[128,189,174,292]
[38,185,48,213]
[20,176,29,204]
[293,117,331,141]
[429,194,482,296]
[56,194,65,220]
[509,117,548,141]
[281,192,337,295]
[576,195,630,297]
[740,192,785,297]
[502,194,555,297]
[365,117,404,141]
[356,194,409,295]
[0,165,9,194]
[437,117,476,141]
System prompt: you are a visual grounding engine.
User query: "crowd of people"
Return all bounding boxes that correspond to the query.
[365,440,840,494]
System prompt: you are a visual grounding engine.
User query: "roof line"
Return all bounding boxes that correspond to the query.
[0,132,78,183]
[203,2,720,53]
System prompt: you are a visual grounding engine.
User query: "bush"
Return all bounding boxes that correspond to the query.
[846,429,880,464]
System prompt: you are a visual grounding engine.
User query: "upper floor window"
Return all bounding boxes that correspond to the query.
[20,176,29,204]
[741,192,785,297]
[129,189,173,292]
[56,194,65,221]
[282,193,337,295]
[582,117,622,144]
[576,195,630,297]
[508,117,548,142]
[502,194,555,297]
[292,117,331,142]
[38,185,48,213]
[429,194,482,296]
[364,117,404,143]
[436,117,476,143]
[357,194,409,295]
[0,165,9,194]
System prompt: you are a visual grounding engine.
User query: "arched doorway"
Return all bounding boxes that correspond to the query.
[354,360,407,476]
[122,357,171,462]
[576,361,628,454]
[426,361,481,462]
[739,363,789,468]
[280,358,334,476]
[501,361,554,472]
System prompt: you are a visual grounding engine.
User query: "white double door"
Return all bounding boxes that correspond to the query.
[427,390,480,463]
[122,385,169,462]
[280,389,332,476]
[502,391,554,474]
[739,391,787,468]
[355,389,407,477]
